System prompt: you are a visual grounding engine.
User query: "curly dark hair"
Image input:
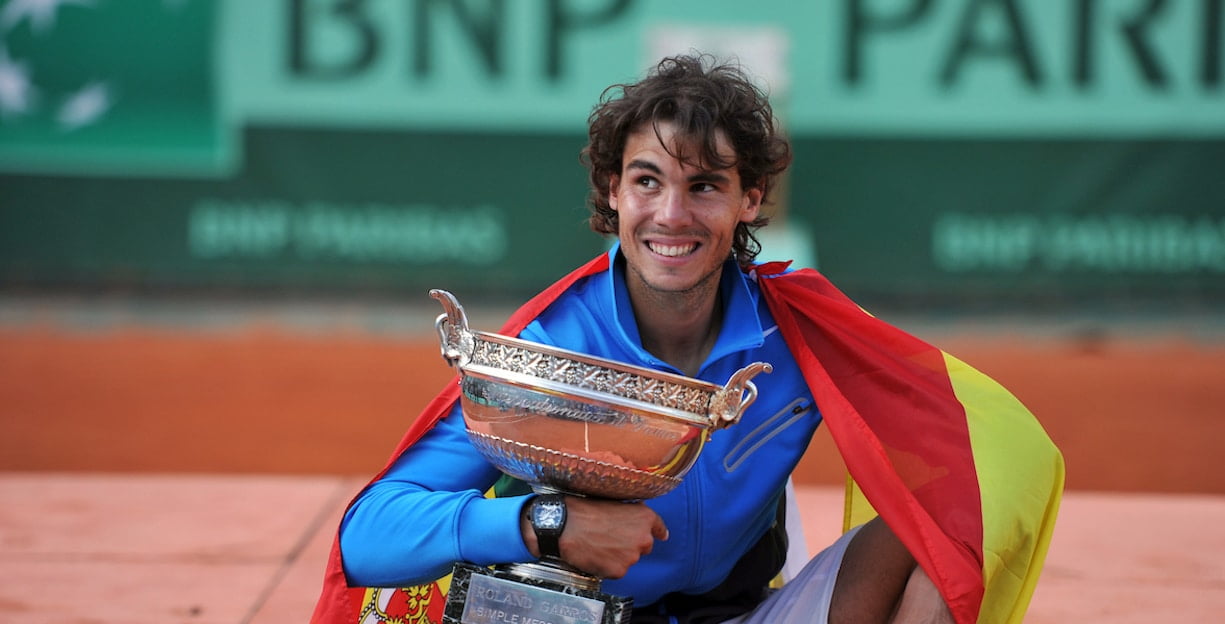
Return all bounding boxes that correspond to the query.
[581,53,793,266]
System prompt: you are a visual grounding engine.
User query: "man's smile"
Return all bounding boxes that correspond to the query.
[647,241,698,257]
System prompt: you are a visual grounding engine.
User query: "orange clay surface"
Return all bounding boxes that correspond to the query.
[2,308,1222,494]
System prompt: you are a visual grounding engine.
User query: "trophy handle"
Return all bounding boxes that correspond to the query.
[710,362,773,428]
[430,289,475,370]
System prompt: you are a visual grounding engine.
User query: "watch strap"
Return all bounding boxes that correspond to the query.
[536,526,561,559]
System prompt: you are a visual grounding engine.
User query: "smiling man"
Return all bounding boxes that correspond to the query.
[311,54,1062,624]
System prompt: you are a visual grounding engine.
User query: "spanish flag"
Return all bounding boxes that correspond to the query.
[310,254,1064,624]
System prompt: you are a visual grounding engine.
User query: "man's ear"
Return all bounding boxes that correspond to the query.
[740,186,764,222]
[608,174,621,211]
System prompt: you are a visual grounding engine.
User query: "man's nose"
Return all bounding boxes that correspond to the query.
[655,188,693,226]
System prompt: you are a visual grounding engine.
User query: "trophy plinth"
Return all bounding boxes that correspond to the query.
[430,289,771,624]
[442,562,631,624]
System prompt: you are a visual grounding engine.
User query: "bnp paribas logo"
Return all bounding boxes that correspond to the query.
[0,0,232,177]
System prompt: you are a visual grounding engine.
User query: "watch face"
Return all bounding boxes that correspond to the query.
[533,500,565,530]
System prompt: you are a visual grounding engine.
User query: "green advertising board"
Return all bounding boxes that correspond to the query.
[2,0,1223,304]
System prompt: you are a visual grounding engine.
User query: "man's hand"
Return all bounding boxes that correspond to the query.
[522,496,668,578]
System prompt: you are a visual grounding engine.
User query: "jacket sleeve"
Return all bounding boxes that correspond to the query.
[337,402,535,587]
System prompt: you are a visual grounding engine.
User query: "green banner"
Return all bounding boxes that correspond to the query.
[789,137,1225,304]
[5,0,1223,177]
[231,0,1225,136]
[0,128,598,294]
[0,0,229,176]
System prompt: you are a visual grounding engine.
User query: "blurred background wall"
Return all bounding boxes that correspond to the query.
[2,0,1223,492]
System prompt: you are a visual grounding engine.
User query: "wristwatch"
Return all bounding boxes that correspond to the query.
[528,494,567,558]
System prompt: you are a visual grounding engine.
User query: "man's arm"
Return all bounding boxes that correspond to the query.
[339,405,528,587]
[831,516,953,624]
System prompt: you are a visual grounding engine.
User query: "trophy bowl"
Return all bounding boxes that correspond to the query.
[431,289,772,501]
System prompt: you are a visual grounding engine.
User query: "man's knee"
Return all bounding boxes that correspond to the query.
[890,565,954,624]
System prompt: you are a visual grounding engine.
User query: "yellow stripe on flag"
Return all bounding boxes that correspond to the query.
[842,476,876,532]
[943,352,1065,624]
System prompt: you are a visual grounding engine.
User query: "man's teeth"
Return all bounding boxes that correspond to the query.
[650,242,696,257]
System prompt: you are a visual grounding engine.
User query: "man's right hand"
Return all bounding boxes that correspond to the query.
[521,496,668,579]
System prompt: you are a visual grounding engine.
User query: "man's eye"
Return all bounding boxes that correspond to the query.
[692,182,716,193]
[637,177,659,189]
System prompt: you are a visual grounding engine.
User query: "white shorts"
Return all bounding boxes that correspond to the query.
[720,525,863,624]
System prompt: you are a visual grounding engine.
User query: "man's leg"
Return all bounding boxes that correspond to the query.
[720,525,863,624]
[722,517,953,624]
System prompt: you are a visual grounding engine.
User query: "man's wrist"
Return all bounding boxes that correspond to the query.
[528,494,567,558]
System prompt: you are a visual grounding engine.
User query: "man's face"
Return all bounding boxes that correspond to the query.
[609,121,762,297]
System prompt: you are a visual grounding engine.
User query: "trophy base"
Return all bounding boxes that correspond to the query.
[443,561,632,624]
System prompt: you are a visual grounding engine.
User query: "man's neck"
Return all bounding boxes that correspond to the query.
[628,273,724,378]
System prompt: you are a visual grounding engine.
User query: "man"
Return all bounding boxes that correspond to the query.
[312,54,1062,624]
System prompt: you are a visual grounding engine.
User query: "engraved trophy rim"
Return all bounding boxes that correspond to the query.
[431,288,772,431]
[459,329,733,429]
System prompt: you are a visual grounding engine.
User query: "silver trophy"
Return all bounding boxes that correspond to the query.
[430,289,771,624]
